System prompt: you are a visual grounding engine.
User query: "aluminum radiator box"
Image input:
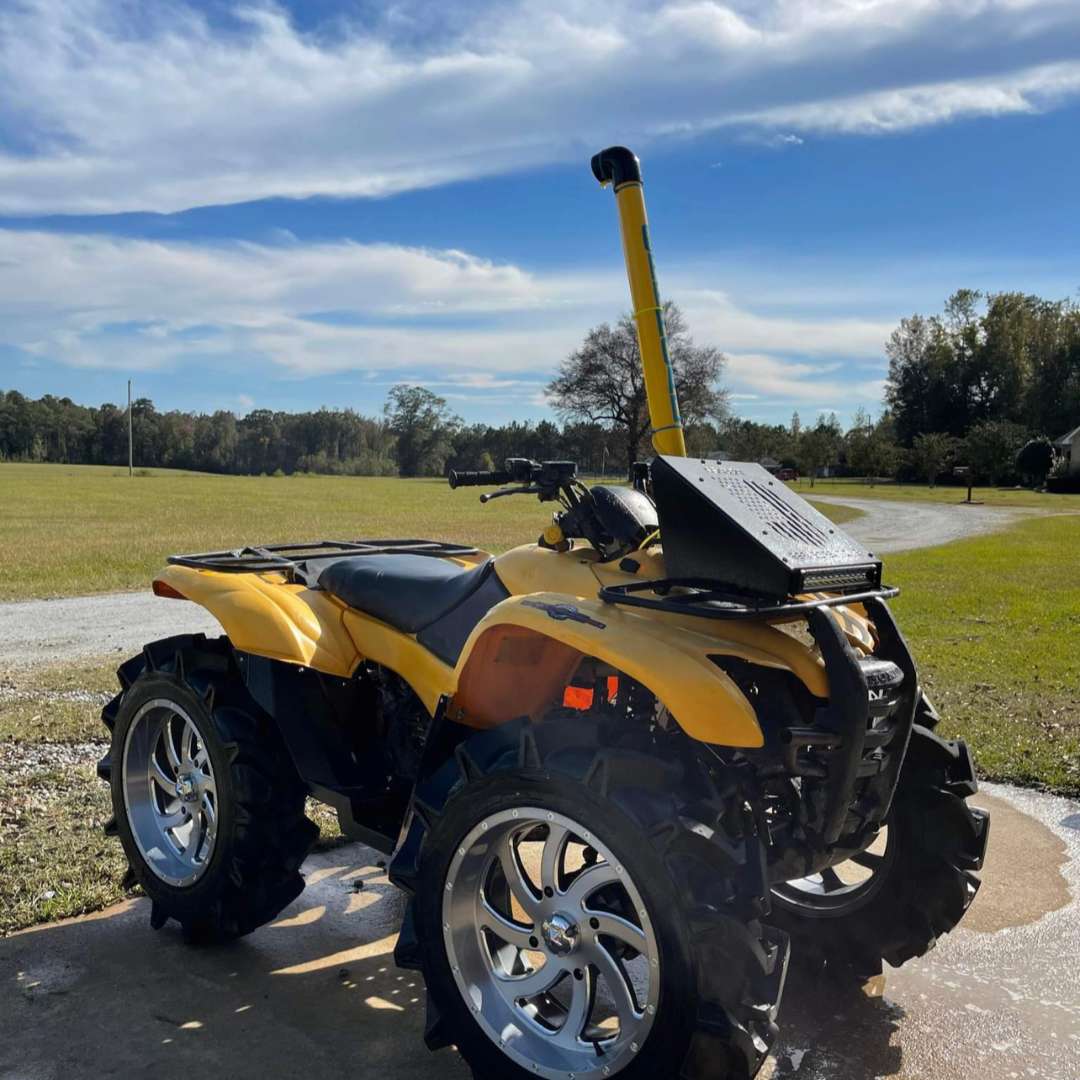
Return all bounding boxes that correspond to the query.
[650,456,882,599]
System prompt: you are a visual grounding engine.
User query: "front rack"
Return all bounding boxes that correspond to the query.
[168,539,479,575]
[598,578,899,621]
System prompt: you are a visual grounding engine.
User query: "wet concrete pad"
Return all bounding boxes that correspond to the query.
[2,784,1077,1080]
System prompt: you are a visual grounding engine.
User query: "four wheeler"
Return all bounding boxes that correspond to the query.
[99,147,989,1079]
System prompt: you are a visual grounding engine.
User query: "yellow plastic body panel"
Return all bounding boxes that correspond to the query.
[340,608,454,715]
[495,544,831,699]
[157,563,458,713]
[156,564,360,677]
[493,543,601,596]
[157,541,875,746]
[451,592,764,747]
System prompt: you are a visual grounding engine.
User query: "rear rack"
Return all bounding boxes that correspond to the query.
[598,578,899,620]
[167,539,479,575]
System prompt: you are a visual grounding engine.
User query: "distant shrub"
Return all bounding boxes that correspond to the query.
[1046,474,1080,493]
[1015,437,1055,486]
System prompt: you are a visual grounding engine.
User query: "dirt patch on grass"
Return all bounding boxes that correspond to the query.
[0,658,116,740]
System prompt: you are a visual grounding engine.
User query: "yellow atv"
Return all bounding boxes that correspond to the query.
[98,147,988,1080]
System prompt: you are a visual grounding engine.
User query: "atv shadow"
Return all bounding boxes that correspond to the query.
[1,843,902,1079]
[0,847,467,1079]
[769,964,905,1078]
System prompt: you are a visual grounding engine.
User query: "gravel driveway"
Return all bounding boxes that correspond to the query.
[809,494,1029,554]
[0,589,222,671]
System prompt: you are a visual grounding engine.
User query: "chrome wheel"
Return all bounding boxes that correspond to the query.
[772,823,896,915]
[122,698,217,887]
[442,807,660,1079]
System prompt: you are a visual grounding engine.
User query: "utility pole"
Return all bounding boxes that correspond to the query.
[128,379,133,478]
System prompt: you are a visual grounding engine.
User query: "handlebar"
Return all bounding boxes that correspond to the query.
[448,458,579,506]
[447,468,510,489]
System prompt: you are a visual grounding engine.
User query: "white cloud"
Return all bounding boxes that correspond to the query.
[1,1,1079,213]
[735,60,1080,134]
[738,132,805,148]
[0,227,900,419]
[724,352,886,405]
[679,288,895,358]
[0,229,612,379]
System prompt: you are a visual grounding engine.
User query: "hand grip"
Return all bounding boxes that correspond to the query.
[447,468,510,489]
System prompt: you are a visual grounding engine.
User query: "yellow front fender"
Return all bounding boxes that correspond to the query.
[451,592,765,748]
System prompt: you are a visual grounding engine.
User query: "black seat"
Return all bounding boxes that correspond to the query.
[318,554,495,633]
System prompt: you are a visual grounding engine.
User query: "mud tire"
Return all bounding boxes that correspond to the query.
[390,716,788,1080]
[99,634,317,941]
[768,724,989,978]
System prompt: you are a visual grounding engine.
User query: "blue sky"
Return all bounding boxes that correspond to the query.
[2,1,1079,428]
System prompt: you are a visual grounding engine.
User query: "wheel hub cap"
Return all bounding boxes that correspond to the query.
[175,774,198,801]
[541,913,579,956]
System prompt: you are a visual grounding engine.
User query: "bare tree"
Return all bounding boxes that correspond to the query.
[547,302,728,476]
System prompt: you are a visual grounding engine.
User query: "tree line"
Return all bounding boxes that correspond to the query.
[0,391,400,476]
[0,385,652,479]
[0,382,878,484]
[0,301,730,480]
[3,291,1077,486]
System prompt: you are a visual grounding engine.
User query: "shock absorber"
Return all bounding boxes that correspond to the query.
[591,146,687,458]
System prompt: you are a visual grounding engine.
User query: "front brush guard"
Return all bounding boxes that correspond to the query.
[793,600,917,847]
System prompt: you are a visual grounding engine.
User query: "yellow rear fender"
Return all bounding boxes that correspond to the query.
[449,592,766,748]
[154,564,361,678]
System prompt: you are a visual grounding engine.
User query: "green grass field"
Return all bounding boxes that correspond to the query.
[0,463,544,601]
[889,514,1079,793]
[790,475,1080,509]
[0,463,860,601]
[1,462,1077,934]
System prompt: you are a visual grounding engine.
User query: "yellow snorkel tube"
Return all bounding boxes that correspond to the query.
[591,146,687,458]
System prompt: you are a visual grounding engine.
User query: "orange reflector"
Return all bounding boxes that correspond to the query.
[152,580,188,601]
[562,686,594,710]
[606,675,619,701]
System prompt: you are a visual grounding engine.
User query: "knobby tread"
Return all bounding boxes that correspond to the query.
[767,724,988,978]
[389,715,790,1080]
[100,634,317,942]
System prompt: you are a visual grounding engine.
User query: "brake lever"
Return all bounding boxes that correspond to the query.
[479,485,536,504]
